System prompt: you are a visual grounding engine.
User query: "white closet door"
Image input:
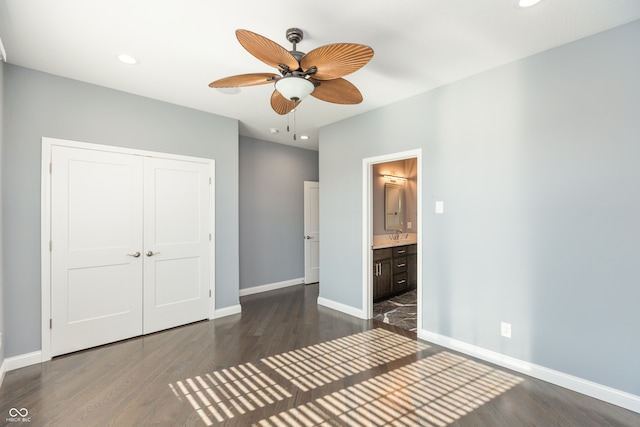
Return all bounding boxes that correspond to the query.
[142,157,211,334]
[51,146,144,356]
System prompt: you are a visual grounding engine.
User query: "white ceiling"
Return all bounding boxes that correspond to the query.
[1,0,639,150]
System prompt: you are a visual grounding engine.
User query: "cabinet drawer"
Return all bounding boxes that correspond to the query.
[393,246,410,257]
[373,248,392,261]
[393,256,407,274]
[393,272,408,292]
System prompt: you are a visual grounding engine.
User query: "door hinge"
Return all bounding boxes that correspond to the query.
[50,319,53,329]
[209,290,212,298]
[49,162,52,174]
[209,233,212,241]
[49,240,53,252]
[209,177,212,185]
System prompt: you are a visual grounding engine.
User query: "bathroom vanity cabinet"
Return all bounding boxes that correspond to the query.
[373,243,417,301]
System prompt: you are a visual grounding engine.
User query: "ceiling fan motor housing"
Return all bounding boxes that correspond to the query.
[286,28,303,44]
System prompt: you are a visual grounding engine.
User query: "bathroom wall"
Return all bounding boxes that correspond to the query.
[372,158,417,235]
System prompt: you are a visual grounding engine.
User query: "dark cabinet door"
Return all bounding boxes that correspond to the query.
[374,258,393,301]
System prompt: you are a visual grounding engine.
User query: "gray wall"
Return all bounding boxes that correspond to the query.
[239,136,318,289]
[319,20,640,396]
[0,60,5,369]
[2,65,240,358]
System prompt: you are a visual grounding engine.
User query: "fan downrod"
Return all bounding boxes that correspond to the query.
[286,28,305,63]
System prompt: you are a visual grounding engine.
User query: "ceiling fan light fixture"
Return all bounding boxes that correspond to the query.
[275,76,315,101]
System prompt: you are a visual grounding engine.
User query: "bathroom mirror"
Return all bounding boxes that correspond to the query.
[385,183,404,230]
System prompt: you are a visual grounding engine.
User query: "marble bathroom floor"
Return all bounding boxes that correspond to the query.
[373,289,417,332]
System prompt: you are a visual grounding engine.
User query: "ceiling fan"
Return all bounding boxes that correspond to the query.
[209,28,374,116]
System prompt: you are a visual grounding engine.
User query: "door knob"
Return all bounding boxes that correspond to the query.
[126,251,141,258]
[146,250,159,257]
[305,236,312,239]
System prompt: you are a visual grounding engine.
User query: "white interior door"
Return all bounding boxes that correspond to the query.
[51,146,144,356]
[304,181,320,284]
[142,157,211,334]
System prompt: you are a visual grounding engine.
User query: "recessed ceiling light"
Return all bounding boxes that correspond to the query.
[300,135,309,140]
[517,0,542,8]
[117,54,138,65]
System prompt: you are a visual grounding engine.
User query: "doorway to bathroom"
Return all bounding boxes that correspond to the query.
[362,149,422,333]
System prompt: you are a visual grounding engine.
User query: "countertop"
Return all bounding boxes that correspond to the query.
[372,234,417,249]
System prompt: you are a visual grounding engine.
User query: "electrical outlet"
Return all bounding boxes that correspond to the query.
[501,322,512,338]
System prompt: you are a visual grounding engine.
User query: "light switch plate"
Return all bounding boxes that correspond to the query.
[501,322,512,338]
[435,201,444,214]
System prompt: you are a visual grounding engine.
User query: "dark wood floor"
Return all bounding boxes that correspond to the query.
[2,283,639,426]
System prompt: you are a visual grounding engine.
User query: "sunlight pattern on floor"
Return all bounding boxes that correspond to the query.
[261,328,429,391]
[169,363,292,425]
[255,351,523,426]
[170,329,523,426]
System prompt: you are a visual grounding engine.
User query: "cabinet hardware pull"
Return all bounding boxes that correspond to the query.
[397,250,406,254]
[397,263,405,268]
[146,250,160,257]
[397,279,406,284]
[126,251,141,258]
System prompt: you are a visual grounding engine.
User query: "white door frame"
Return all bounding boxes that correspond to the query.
[41,137,216,362]
[362,149,422,322]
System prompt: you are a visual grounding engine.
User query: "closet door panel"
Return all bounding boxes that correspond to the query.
[50,146,144,356]
[143,157,211,334]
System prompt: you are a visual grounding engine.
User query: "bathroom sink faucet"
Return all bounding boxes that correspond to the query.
[388,229,406,240]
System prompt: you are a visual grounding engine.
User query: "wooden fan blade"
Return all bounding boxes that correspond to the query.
[301,43,373,80]
[209,73,279,88]
[236,29,299,71]
[271,90,300,115]
[310,78,363,104]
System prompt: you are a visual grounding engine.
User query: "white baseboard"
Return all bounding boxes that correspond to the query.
[213,304,242,319]
[239,278,304,297]
[0,358,6,387]
[317,297,367,320]
[0,334,4,386]
[4,351,43,372]
[418,329,640,414]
